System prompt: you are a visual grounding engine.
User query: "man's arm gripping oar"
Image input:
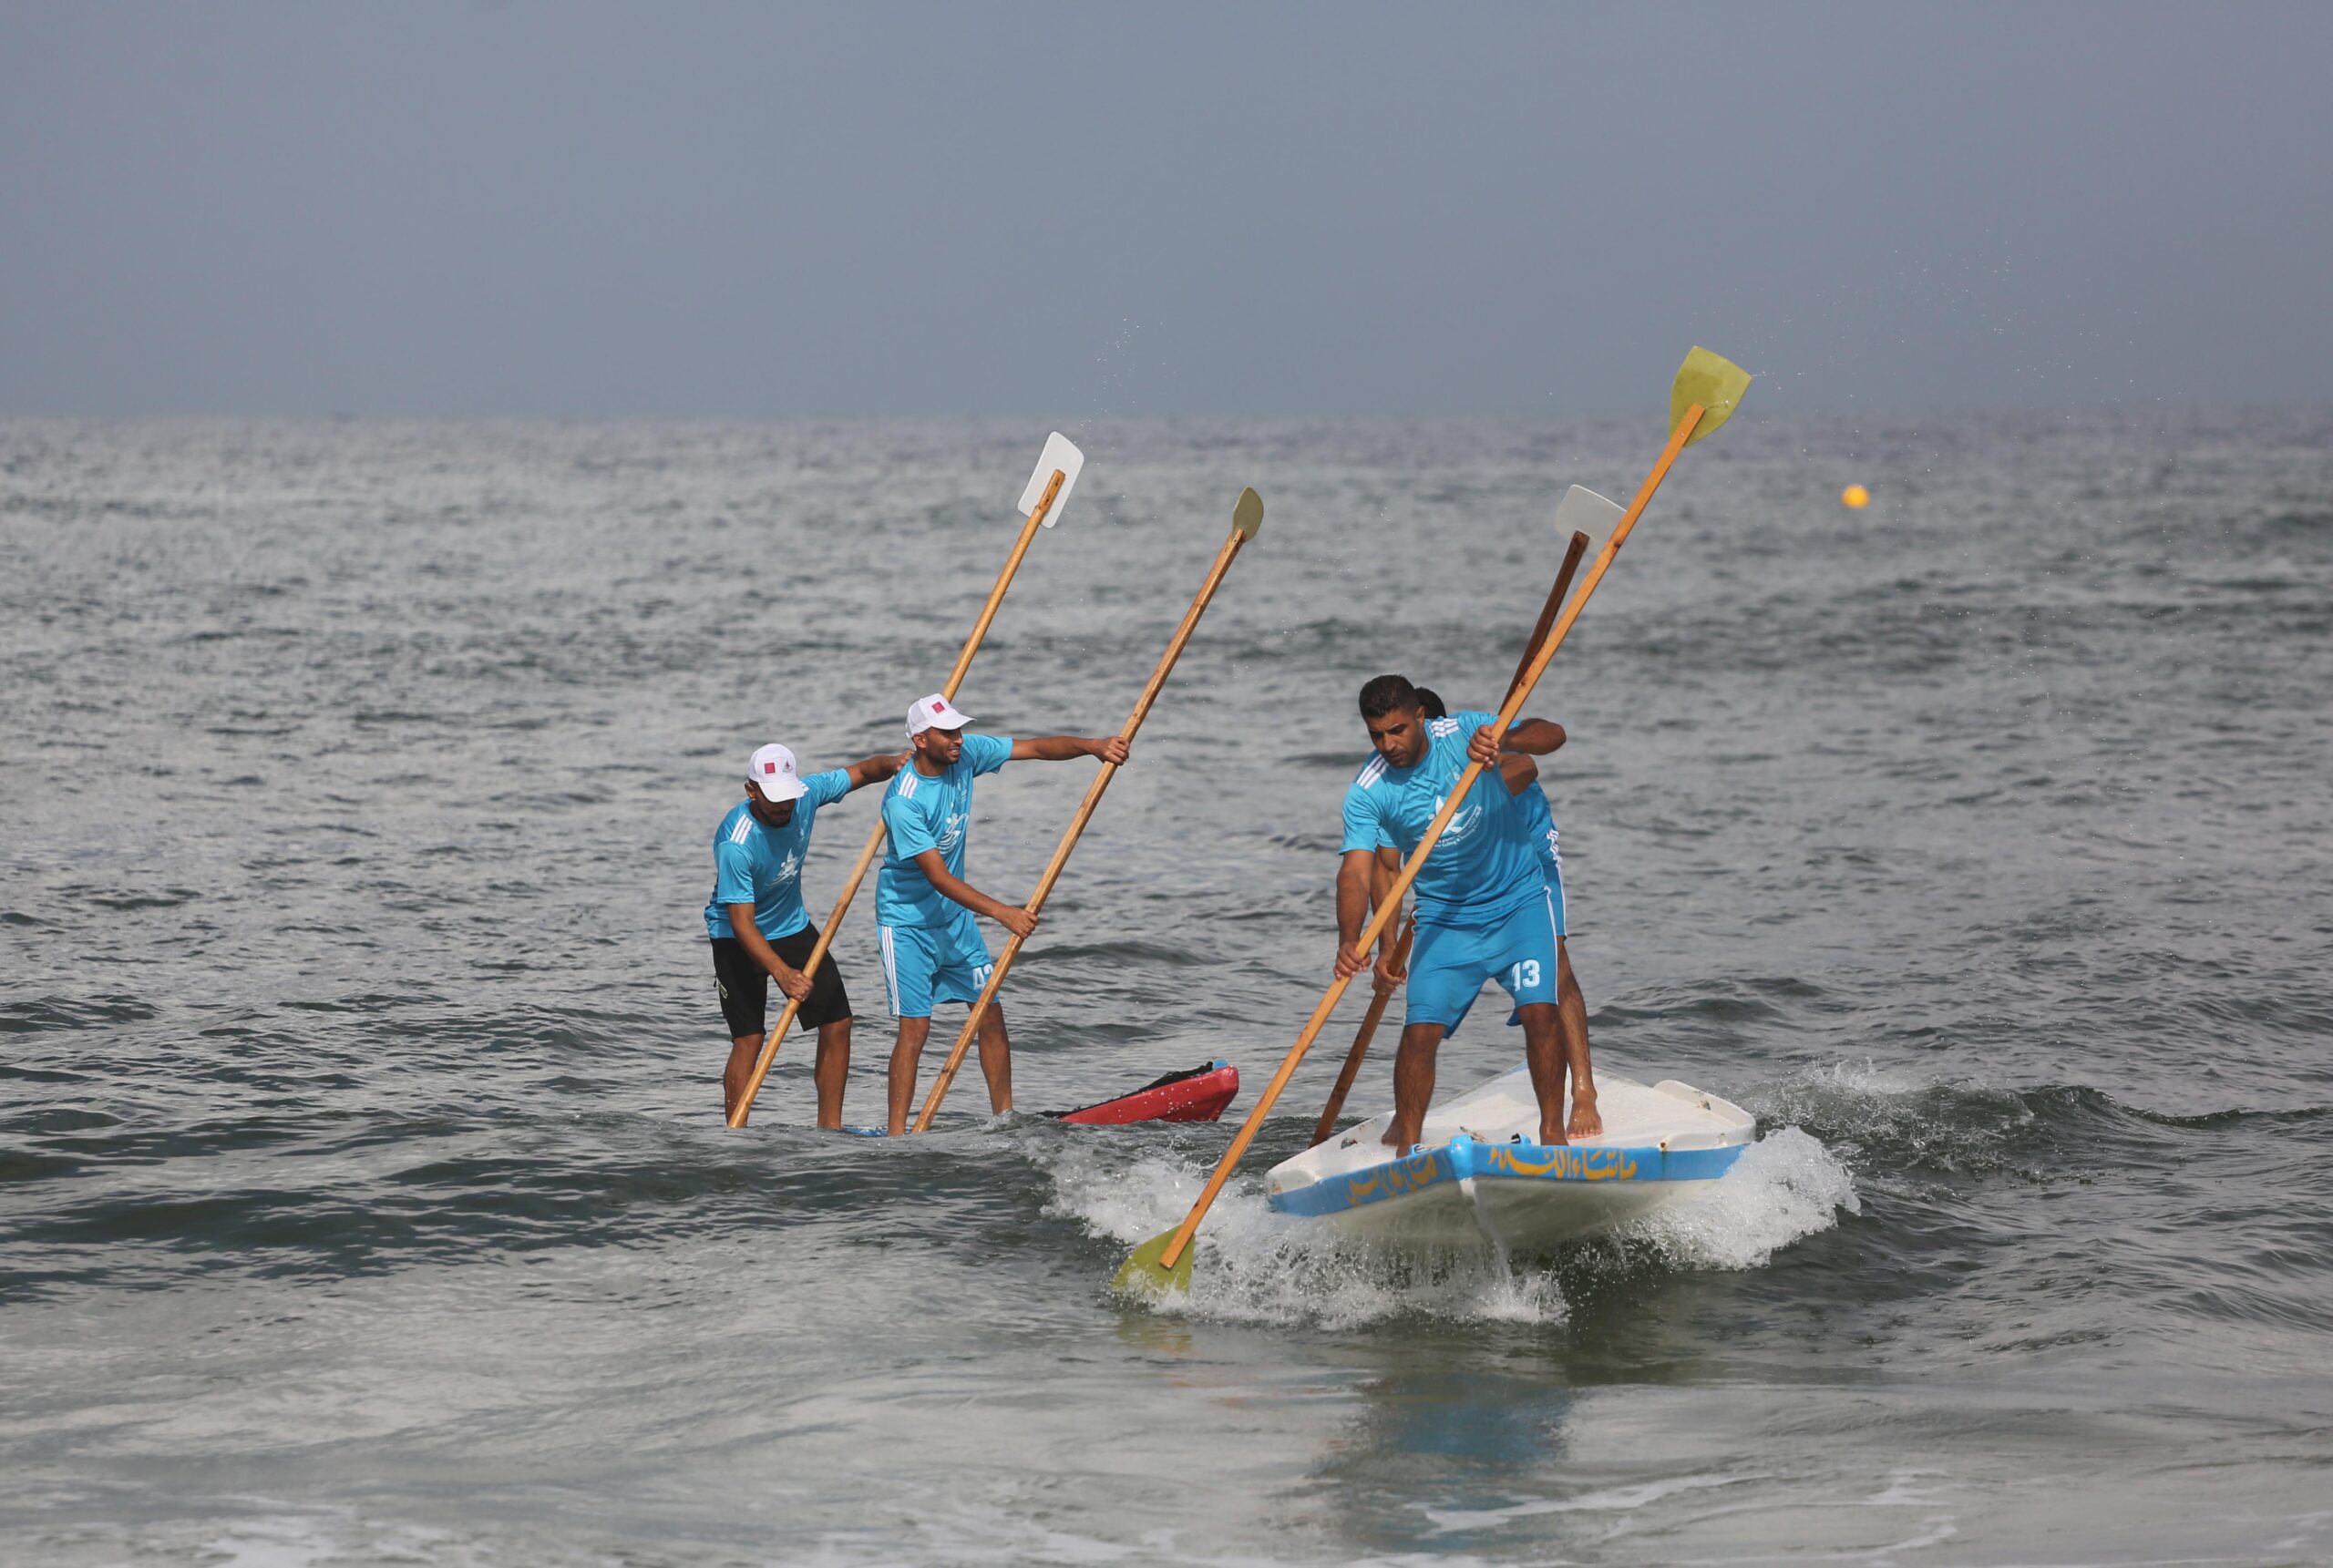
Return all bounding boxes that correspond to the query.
[911,488,1266,1132]
[727,436,1085,1129]
[1115,348,1750,1293]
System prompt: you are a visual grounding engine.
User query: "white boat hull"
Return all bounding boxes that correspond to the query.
[1266,1067,1755,1255]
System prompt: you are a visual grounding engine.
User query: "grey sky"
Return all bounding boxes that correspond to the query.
[4,2,2328,417]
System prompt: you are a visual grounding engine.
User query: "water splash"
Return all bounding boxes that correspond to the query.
[1043,1141,1567,1327]
[1612,1126,1860,1269]
[1043,1123,1857,1325]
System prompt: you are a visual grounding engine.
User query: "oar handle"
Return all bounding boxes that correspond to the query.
[726,469,1065,1128]
[911,521,1254,1131]
[1506,530,1592,709]
[1310,916,1413,1146]
[1155,407,1705,1268]
[945,469,1065,693]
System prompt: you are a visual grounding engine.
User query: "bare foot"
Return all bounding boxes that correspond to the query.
[1566,1090,1602,1141]
[1382,1124,1421,1153]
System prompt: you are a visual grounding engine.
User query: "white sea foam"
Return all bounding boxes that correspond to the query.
[1042,1140,1567,1327]
[1614,1126,1859,1269]
[1043,1122,1858,1325]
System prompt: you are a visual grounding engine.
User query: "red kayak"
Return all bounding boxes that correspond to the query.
[1045,1061,1240,1125]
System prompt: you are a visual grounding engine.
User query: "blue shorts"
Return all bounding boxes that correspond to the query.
[879,908,995,1019]
[1404,884,1565,1036]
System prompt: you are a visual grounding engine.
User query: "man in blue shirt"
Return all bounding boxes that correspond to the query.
[707,741,902,1126]
[1334,674,1598,1152]
[878,692,1129,1135]
[1361,687,1595,1137]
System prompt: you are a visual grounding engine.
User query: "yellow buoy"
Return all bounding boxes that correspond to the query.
[1841,484,1870,509]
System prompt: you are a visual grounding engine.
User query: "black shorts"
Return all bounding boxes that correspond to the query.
[711,927,851,1039]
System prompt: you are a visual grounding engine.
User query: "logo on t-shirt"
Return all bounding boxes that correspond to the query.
[1433,788,1485,844]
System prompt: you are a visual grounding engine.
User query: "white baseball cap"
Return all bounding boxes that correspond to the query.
[906,693,974,738]
[745,743,809,802]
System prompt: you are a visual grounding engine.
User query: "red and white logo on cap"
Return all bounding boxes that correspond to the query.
[907,692,974,737]
[745,743,807,801]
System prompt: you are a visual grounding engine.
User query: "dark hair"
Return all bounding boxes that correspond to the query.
[1358,674,1420,721]
[1413,686,1447,720]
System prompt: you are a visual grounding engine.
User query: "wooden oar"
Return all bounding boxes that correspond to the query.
[910,487,1267,1131]
[727,434,1088,1129]
[1308,917,1413,1147]
[1115,347,1751,1294]
[1306,521,1595,1147]
[1509,491,1619,702]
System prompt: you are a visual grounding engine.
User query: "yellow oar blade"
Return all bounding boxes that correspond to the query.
[1670,346,1752,446]
[1233,486,1265,539]
[1112,1229,1195,1296]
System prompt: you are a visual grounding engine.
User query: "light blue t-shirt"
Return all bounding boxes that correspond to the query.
[1380,774,1560,879]
[876,733,1012,927]
[1342,710,1543,927]
[703,768,852,941]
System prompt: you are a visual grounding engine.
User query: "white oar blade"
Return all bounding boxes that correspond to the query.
[1018,432,1084,528]
[1550,484,1624,558]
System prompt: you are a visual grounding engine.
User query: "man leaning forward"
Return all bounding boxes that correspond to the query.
[1332,674,1598,1151]
[708,741,901,1126]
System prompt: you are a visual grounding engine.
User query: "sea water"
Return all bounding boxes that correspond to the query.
[3,412,2328,1564]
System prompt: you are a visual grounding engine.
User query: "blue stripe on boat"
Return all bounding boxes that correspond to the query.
[1268,1139,1744,1219]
